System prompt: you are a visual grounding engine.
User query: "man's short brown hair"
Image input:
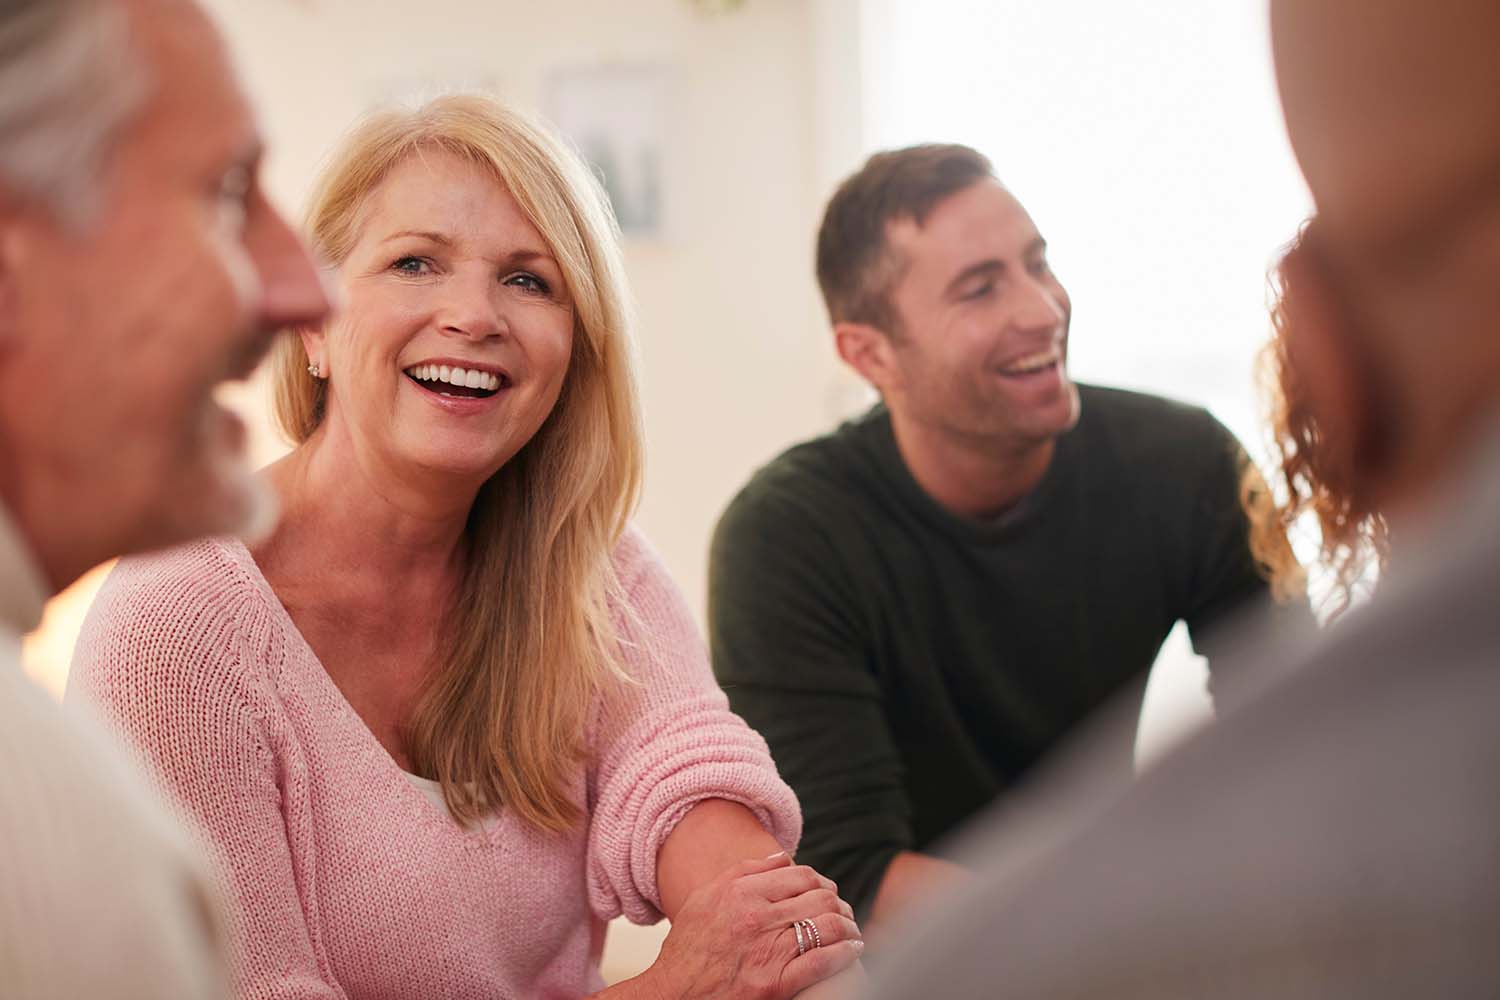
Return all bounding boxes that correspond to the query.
[815,143,995,333]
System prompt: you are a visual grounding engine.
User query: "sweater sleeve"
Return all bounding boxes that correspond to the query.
[67,545,347,1000]
[585,527,802,925]
[708,483,909,922]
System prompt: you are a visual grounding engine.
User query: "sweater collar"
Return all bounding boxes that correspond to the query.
[0,500,48,637]
[861,400,1075,546]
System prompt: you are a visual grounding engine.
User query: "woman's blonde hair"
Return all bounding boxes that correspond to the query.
[1239,453,1307,606]
[270,94,643,831]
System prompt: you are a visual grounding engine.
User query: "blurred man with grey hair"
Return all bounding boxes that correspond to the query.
[868,0,1500,996]
[0,0,329,995]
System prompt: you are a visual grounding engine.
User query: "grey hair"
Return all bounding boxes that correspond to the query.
[0,0,147,227]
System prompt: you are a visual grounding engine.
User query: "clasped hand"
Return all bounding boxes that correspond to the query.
[643,852,863,999]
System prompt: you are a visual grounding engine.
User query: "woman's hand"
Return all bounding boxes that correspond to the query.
[642,852,863,999]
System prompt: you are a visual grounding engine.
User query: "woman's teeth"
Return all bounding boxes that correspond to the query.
[404,364,503,392]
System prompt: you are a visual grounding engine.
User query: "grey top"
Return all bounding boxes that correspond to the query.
[868,422,1500,999]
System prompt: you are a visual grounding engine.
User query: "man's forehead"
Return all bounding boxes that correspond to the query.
[124,0,256,153]
[887,181,1040,264]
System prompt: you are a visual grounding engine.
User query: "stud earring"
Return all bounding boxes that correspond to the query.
[307,363,322,378]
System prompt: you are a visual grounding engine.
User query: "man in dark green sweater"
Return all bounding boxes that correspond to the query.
[709,144,1289,933]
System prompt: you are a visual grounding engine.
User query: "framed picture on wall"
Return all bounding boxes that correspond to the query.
[544,63,669,238]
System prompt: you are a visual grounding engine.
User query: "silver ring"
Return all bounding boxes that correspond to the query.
[792,921,808,956]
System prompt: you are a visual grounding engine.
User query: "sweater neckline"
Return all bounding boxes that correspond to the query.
[857,403,1077,546]
[215,536,499,835]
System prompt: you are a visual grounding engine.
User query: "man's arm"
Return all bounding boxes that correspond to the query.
[708,484,912,923]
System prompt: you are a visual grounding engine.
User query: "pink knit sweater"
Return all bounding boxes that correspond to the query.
[69,526,801,999]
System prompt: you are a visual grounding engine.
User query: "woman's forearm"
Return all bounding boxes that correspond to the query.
[657,798,784,918]
[615,798,863,1000]
[587,966,671,1000]
[586,800,788,1000]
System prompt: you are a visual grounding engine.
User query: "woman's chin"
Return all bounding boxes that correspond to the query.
[404,447,512,488]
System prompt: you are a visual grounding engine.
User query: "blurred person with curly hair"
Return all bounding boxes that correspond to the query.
[1246,221,1390,617]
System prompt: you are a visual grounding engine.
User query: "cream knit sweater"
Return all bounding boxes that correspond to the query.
[69,526,800,998]
[0,505,223,999]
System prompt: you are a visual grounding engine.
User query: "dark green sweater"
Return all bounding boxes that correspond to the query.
[709,384,1276,919]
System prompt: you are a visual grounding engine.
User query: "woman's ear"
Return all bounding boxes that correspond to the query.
[299,323,327,373]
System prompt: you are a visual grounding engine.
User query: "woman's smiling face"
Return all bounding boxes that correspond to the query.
[307,147,575,490]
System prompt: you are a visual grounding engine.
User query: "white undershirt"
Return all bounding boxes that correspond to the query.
[402,772,502,831]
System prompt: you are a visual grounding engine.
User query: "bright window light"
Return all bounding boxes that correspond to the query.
[862,0,1311,459]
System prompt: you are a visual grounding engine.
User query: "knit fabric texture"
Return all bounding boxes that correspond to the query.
[69,525,800,999]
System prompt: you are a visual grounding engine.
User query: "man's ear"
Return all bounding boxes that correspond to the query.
[834,320,902,395]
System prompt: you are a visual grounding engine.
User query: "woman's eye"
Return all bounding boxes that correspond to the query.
[391,256,432,275]
[961,280,996,301]
[505,272,550,294]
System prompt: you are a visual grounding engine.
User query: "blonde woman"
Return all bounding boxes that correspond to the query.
[69,95,861,999]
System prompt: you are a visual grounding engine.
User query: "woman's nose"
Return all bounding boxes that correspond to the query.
[439,272,506,341]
